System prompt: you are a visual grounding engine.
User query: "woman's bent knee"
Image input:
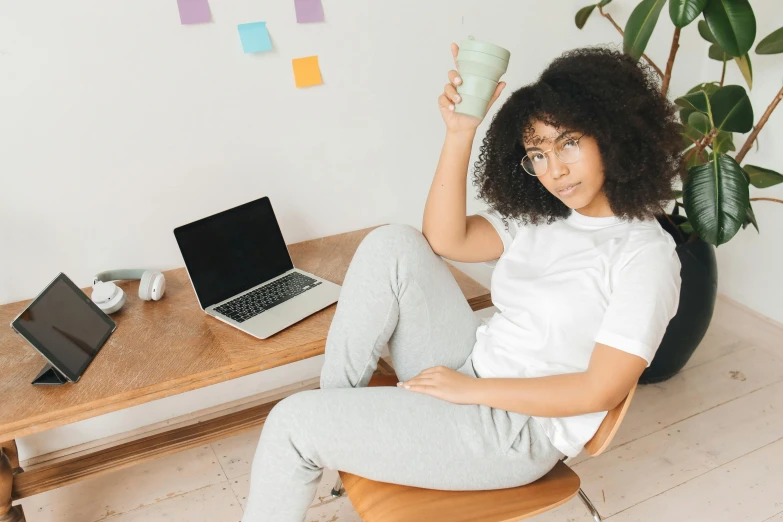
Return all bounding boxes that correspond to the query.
[264,391,312,433]
[360,223,433,255]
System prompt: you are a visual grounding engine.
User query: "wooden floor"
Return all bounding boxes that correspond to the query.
[15,295,783,522]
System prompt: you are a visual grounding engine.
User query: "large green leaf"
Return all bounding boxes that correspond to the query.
[599,0,613,6]
[680,108,695,126]
[756,26,783,54]
[703,0,756,57]
[623,0,667,61]
[743,165,783,188]
[679,83,719,125]
[708,43,732,61]
[742,203,759,233]
[710,85,753,133]
[734,53,753,89]
[670,0,707,28]
[575,5,596,29]
[698,20,717,43]
[681,121,703,149]
[675,90,711,114]
[683,153,749,246]
[710,131,735,154]
[688,112,711,135]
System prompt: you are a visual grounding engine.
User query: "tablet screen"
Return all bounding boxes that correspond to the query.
[11,273,116,382]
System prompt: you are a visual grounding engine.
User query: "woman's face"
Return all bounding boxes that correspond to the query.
[522,120,611,216]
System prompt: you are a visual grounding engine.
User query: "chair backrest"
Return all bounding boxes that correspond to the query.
[583,382,637,457]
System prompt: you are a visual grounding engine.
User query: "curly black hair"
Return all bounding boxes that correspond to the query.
[471,46,684,228]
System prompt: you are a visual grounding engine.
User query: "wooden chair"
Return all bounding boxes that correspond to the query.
[330,365,637,522]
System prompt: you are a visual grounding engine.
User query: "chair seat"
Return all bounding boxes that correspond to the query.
[338,461,580,522]
[335,370,582,522]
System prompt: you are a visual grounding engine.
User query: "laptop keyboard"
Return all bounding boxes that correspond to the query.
[214,272,322,323]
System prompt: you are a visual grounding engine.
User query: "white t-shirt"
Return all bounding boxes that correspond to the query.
[472,207,682,458]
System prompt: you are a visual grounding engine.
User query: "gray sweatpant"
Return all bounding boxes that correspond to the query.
[241,224,565,522]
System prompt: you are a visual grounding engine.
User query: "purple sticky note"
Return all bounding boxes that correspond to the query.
[294,0,324,23]
[177,0,212,24]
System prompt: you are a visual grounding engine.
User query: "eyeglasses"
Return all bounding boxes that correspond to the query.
[521,134,584,177]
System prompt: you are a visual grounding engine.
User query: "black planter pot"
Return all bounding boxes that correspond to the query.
[639,215,719,384]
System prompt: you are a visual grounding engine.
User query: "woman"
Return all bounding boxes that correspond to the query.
[241,44,683,522]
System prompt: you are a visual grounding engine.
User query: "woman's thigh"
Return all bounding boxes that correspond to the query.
[260,385,562,491]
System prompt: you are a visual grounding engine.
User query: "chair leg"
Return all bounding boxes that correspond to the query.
[577,488,602,522]
[331,475,343,498]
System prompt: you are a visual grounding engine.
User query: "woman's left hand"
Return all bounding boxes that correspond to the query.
[397,366,478,405]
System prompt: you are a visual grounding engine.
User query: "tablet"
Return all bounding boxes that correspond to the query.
[10,272,116,383]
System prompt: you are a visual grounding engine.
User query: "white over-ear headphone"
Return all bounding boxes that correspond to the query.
[91,269,167,314]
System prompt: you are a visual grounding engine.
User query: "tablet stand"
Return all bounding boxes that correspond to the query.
[31,363,69,386]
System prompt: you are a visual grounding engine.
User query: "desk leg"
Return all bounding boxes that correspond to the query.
[0,441,24,522]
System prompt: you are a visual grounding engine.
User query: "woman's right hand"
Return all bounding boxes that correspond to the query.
[439,43,506,134]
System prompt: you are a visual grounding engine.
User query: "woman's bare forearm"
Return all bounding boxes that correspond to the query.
[469,372,608,417]
[422,129,476,251]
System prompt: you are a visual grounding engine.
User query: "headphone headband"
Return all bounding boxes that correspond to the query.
[94,269,150,285]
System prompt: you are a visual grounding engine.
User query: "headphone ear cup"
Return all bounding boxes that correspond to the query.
[103,292,127,314]
[139,270,166,301]
[139,271,152,301]
[91,282,126,314]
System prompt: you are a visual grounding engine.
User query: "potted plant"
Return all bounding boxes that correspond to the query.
[575,0,782,383]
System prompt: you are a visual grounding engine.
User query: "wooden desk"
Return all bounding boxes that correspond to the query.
[0,225,492,521]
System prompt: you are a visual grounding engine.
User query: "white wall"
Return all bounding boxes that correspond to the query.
[1,1,779,459]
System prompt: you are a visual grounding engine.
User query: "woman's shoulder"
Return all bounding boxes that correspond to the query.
[614,218,680,272]
[622,218,677,249]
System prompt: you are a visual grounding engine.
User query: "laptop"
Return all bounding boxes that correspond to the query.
[173,196,341,339]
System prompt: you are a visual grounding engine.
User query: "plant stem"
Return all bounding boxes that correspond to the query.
[684,130,716,165]
[735,85,783,164]
[720,58,727,87]
[749,197,783,204]
[684,146,699,165]
[696,129,717,157]
[598,5,664,79]
[661,27,681,95]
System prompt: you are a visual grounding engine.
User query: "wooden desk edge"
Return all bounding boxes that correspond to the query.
[0,294,493,442]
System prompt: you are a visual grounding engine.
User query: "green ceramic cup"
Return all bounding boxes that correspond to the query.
[455,36,510,119]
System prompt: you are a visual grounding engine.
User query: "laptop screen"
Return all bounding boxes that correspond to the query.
[173,197,295,310]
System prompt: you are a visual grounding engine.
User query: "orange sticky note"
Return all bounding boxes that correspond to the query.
[292,56,323,88]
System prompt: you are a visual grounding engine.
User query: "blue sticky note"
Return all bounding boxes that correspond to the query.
[238,22,272,53]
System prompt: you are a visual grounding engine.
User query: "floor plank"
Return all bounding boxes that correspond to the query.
[101,482,243,522]
[567,345,783,467]
[712,296,783,360]
[17,445,225,522]
[609,437,783,522]
[613,347,783,447]
[213,427,262,481]
[534,379,783,520]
